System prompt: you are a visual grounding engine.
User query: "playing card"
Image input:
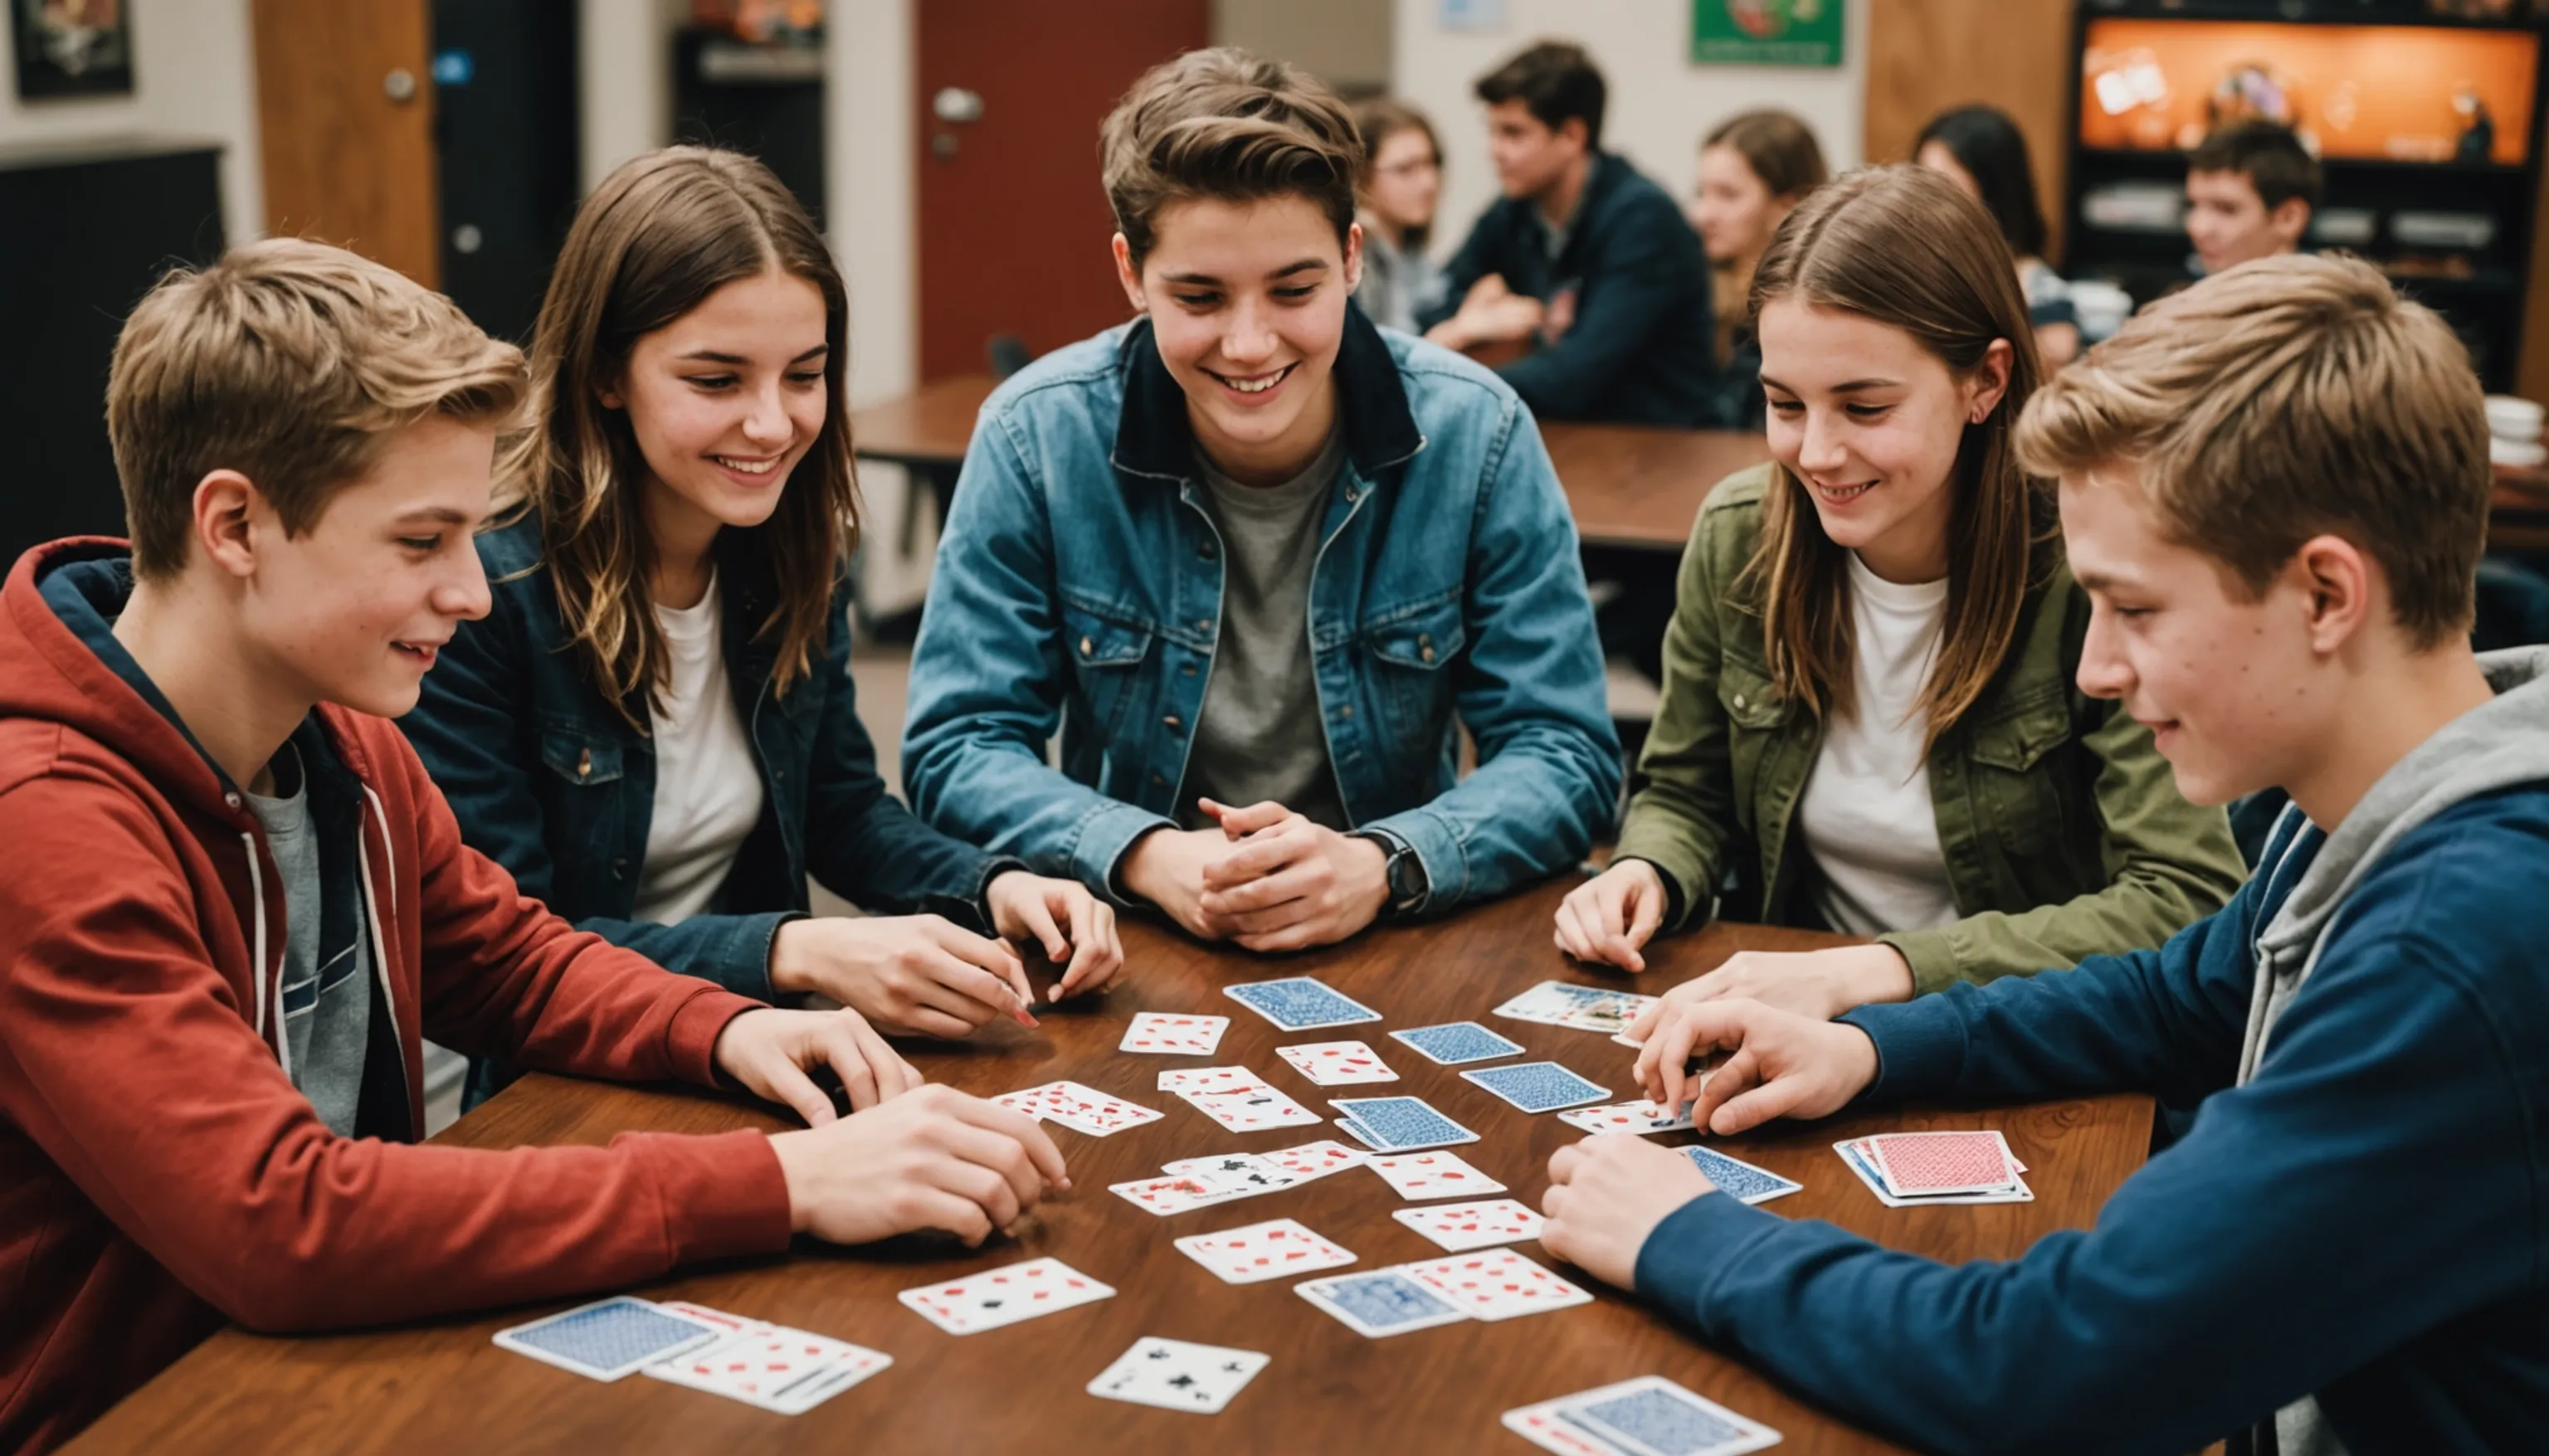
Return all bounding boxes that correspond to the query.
[1494,981,1660,1035]
[1173,1217,1357,1283]
[993,1080,1164,1137]
[491,1297,723,1381]
[1086,1336,1270,1415]
[1161,1152,1303,1196]
[1276,1039,1400,1085]
[1402,1248,1594,1322]
[1109,1171,1253,1216]
[1119,1012,1230,1056]
[1867,1131,2018,1195]
[1679,1145,1802,1205]
[1330,1096,1478,1151]
[1504,1376,1783,1456]
[1263,1139,1371,1181]
[1366,1150,1506,1200]
[1556,1098,1694,1136]
[644,1325,891,1414]
[1461,1060,1611,1113]
[1389,1020,1525,1064]
[1835,1139,2035,1207]
[655,1300,765,1335]
[1221,976,1382,1030]
[1181,1079,1323,1132]
[896,1258,1115,1335]
[1391,1197,1545,1252]
[1158,1065,1265,1093]
[1294,1269,1473,1337]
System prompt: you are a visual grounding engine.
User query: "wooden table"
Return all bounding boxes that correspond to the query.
[849,373,1770,556]
[71,881,2152,1456]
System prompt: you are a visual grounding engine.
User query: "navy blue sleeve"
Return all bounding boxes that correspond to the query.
[1630,819,2547,1455]
[799,581,1019,933]
[1497,197,1708,420]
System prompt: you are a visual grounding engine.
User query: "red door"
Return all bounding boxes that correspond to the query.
[916,0,1210,382]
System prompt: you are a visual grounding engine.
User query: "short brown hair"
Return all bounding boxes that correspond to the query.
[1474,41,1605,150]
[2188,120,2322,215]
[2015,253,2486,649]
[1704,109,1828,202]
[1100,47,1362,271]
[106,238,525,579]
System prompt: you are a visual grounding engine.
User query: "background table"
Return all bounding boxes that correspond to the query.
[71,880,2151,1456]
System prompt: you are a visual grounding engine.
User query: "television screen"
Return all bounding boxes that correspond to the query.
[2079,17,2538,166]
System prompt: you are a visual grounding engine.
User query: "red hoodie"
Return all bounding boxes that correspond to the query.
[0,540,797,1454]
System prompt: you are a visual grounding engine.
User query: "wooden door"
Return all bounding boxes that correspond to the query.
[916,0,1210,382]
[251,0,441,285]
[1863,0,2074,261]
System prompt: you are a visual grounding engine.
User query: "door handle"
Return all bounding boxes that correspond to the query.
[384,67,417,102]
[932,86,984,124]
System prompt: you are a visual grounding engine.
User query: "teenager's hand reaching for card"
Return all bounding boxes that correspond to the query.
[1631,996,1879,1135]
[1640,944,1917,1022]
[766,1085,1068,1247]
[713,1006,924,1123]
[1554,859,1670,971]
[1195,799,1390,952]
[768,915,1036,1038]
[984,870,1123,1001]
[1538,1137,1719,1289]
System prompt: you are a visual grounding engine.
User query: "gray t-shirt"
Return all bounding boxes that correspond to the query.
[243,744,371,1137]
[1177,430,1352,831]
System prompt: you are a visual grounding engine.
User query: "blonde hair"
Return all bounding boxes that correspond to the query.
[1101,47,1363,271]
[502,145,859,723]
[1742,165,2046,748]
[106,238,525,579]
[2015,253,2487,648]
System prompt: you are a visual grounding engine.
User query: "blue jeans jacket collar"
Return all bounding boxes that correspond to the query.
[1109,304,1426,486]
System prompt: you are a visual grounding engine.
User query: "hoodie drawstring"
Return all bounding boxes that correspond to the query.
[240,830,290,1082]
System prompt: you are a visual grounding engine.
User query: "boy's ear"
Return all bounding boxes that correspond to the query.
[2269,197,2312,249]
[192,470,264,580]
[1343,220,1365,294]
[1559,117,1591,156]
[2292,532,2376,653]
[1112,233,1145,314]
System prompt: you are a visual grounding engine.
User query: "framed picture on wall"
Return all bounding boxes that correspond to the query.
[13,0,134,101]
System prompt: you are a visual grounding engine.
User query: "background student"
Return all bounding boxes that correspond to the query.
[903,48,1619,955]
[1688,107,1828,418]
[2186,118,2320,276]
[1914,104,2082,367]
[1554,166,2244,1020]
[1350,97,1447,334]
[1416,41,1720,426]
[403,149,1121,1106]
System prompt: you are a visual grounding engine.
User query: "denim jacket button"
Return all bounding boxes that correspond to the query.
[1419,633,1436,663]
[1193,618,1211,633]
[1339,704,1354,719]
[1163,715,1182,730]
[577,748,592,778]
[1079,635,1094,657]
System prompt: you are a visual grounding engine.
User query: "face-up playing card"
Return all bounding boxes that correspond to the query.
[1504,1376,1783,1456]
[896,1258,1115,1335]
[1461,1060,1611,1113]
[1221,976,1382,1030]
[1555,1098,1694,1136]
[1109,1171,1253,1216]
[1262,1139,1370,1181]
[1493,981,1660,1035]
[491,1297,723,1381]
[1365,1150,1507,1200]
[1866,1131,2018,1195]
[1161,1152,1303,1196]
[1294,1269,1474,1337]
[1173,1217,1357,1283]
[1391,1197,1546,1252]
[1679,1145,1802,1205]
[1390,1021,1525,1065]
[1158,1065,1264,1093]
[993,1080,1164,1137]
[1085,1336,1271,1415]
[655,1299,764,1335]
[1119,1012,1230,1056]
[643,1325,892,1414]
[1180,1079,1323,1132]
[1276,1040,1400,1085]
[1402,1248,1594,1322]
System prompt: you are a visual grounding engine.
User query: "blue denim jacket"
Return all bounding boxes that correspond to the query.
[402,514,1018,1004]
[902,308,1621,913]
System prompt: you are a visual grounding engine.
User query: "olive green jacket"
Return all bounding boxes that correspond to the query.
[1613,465,2246,996]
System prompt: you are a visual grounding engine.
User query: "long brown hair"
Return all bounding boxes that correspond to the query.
[499,145,858,724]
[1352,95,1443,251]
[1739,164,2045,749]
[1702,109,1829,363]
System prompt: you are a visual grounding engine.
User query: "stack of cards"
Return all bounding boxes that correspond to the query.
[1390,1021,1523,1065]
[490,1297,891,1416]
[1365,1150,1506,1200]
[1390,1197,1545,1252]
[1835,1130,2033,1207]
[1461,1060,1610,1113]
[1681,1145,1803,1205]
[1222,976,1382,1031]
[1158,1066,1323,1132]
[1276,1039,1399,1084]
[1504,1376,1782,1456]
[1109,1140,1370,1217]
[1493,981,1660,1038]
[1086,1337,1270,1415]
[992,1080,1163,1137]
[1295,1248,1590,1336]
[1557,1098,1695,1135]
[1331,1095,1479,1152]
[1173,1217,1357,1283]
[897,1257,1115,1334]
[1118,1012,1229,1056]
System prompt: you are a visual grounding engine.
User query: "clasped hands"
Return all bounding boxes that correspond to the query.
[1121,798,1392,952]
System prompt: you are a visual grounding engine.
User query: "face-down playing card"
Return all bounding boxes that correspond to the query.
[1460,1060,1610,1113]
[1221,976,1382,1030]
[490,1297,723,1381]
[1390,1020,1524,1065]
[1331,1095,1479,1152]
[1294,1269,1473,1337]
[1503,1375,1784,1456]
[1679,1145,1802,1206]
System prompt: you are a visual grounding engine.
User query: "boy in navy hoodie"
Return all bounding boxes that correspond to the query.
[1537,254,2549,1455]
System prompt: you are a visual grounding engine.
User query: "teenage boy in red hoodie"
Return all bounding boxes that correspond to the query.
[0,240,1066,1454]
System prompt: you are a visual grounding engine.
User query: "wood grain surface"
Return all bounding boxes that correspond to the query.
[70,879,2151,1455]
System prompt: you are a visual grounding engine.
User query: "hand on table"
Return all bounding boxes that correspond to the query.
[769,914,1036,1039]
[985,869,1124,1001]
[712,1006,925,1122]
[1630,996,1879,1135]
[1119,800,1391,952]
[1538,1136,1720,1289]
[1553,859,1670,971]
[1634,944,1915,1024]
[767,1084,1068,1247]
[1423,274,1545,352]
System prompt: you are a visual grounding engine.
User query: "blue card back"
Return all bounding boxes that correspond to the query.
[1391,1021,1524,1064]
[1680,1145,1801,1205]
[1223,977,1381,1030]
[1567,1385,1754,1455]
[1329,1096,1475,1150]
[1461,1060,1609,1113]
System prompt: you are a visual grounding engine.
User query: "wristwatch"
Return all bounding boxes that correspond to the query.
[1355,830,1430,919]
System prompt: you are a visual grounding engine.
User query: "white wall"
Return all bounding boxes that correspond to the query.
[1391,0,1868,262]
[0,0,263,244]
[578,0,690,192]
[1216,0,1391,94]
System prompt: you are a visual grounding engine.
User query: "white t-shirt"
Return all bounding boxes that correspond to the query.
[1794,553,1959,937]
[631,572,766,924]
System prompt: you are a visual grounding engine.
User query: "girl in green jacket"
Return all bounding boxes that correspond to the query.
[1555,166,2244,1020]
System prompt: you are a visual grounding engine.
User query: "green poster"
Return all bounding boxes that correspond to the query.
[1692,0,1845,69]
